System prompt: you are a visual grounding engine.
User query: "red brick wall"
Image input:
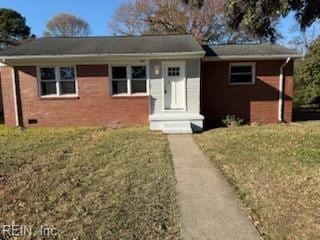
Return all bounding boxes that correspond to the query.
[201,60,294,126]
[1,66,17,127]
[1,65,149,127]
[1,61,294,128]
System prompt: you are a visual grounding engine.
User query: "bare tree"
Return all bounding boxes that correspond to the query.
[109,0,226,43]
[287,21,320,54]
[44,13,90,37]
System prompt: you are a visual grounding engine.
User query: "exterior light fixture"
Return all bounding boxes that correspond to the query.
[154,65,160,75]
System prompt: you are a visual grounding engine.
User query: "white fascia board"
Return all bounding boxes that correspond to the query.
[202,54,303,61]
[1,51,205,60]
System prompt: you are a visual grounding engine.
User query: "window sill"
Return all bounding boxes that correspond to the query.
[39,95,79,100]
[111,93,149,99]
[228,82,255,86]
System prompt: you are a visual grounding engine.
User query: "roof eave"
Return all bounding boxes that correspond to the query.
[0,51,205,62]
[202,54,302,61]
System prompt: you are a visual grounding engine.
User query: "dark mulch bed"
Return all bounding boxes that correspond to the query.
[293,106,320,121]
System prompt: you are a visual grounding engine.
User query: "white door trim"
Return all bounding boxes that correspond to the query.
[161,61,187,112]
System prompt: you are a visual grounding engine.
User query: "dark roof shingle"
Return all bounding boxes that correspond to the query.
[203,44,299,57]
[0,35,301,59]
[0,34,203,57]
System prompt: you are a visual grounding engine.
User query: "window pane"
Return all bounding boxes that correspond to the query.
[168,67,180,77]
[41,82,57,95]
[112,67,127,79]
[230,74,252,83]
[60,67,75,80]
[231,66,252,73]
[132,66,146,79]
[40,68,55,80]
[112,80,127,94]
[60,81,76,95]
[132,80,146,93]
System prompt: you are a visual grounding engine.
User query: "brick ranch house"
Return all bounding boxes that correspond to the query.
[0,34,301,133]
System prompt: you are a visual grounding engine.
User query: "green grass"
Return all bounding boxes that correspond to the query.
[0,126,179,240]
[194,122,320,240]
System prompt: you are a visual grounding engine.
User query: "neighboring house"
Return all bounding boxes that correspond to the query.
[0,35,301,133]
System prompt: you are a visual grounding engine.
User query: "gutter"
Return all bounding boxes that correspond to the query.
[203,54,302,61]
[278,57,291,122]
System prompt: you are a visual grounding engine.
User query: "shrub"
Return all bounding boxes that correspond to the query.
[222,114,244,127]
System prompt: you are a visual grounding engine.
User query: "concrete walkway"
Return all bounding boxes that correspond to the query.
[168,135,261,240]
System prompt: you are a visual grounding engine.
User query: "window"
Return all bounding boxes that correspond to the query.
[111,65,147,95]
[112,67,127,94]
[40,68,57,95]
[39,66,77,96]
[168,67,180,77]
[229,63,255,85]
[131,66,146,94]
[60,67,76,94]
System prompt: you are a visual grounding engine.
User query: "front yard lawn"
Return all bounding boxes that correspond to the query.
[0,126,179,239]
[194,122,320,240]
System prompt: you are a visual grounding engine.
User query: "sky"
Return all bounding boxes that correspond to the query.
[0,0,318,45]
[0,0,127,36]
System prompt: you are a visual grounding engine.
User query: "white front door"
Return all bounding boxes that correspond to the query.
[164,62,186,110]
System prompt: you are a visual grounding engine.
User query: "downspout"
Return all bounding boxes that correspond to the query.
[278,57,291,122]
[11,68,20,127]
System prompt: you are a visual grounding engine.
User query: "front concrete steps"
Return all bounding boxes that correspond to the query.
[162,121,193,134]
[149,113,204,133]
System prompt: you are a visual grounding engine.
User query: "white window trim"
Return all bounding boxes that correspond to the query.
[37,66,78,98]
[109,64,149,96]
[229,62,256,85]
